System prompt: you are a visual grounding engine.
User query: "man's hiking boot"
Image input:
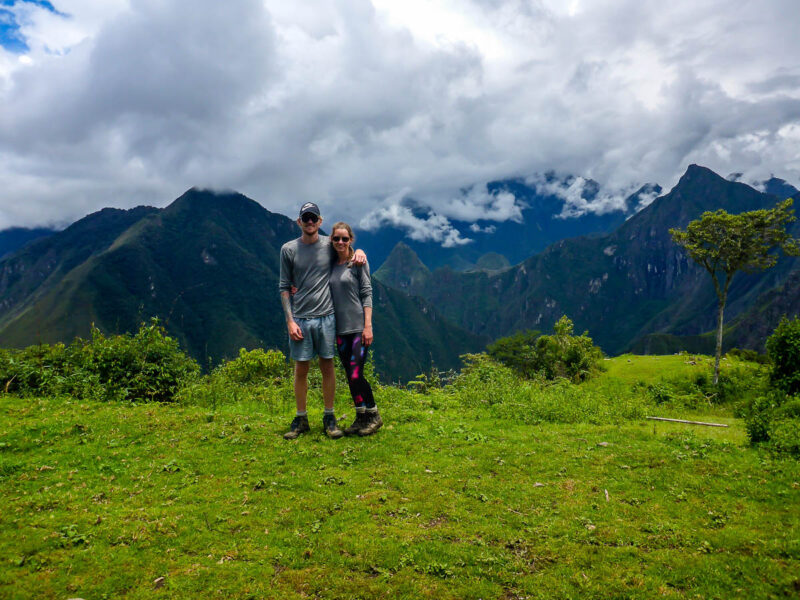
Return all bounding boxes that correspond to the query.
[358,410,383,436]
[344,411,368,436]
[283,415,310,440]
[323,413,344,439]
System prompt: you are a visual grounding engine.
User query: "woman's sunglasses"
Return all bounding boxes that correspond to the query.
[301,213,319,223]
[332,236,350,242]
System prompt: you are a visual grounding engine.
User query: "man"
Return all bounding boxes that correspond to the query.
[279,202,366,439]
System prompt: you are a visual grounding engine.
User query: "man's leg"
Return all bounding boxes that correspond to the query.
[319,356,342,438]
[284,360,311,440]
[294,360,310,412]
[319,357,335,410]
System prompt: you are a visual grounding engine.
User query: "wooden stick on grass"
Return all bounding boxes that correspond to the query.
[646,416,728,428]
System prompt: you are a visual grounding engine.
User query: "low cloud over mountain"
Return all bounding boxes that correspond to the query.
[1,0,799,229]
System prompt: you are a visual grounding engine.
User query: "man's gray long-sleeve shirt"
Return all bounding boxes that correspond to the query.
[279,236,335,319]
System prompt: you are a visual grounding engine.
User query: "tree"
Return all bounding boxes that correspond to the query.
[670,199,800,384]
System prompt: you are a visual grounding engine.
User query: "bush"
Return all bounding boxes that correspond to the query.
[769,419,800,457]
[449,353,523,406]
[744,394,777,443]
[486,330,540,378]
[84,321,200,402]
[0,319,199,402]
[744,389,800,455]
[766,316,800,396]
[214,348,289,385]
[726,348,770,365]
[488,316,604,383]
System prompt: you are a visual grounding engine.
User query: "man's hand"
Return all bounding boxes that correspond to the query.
[288,321,304,341]
[352,248,367,265]
[363,324,373,346]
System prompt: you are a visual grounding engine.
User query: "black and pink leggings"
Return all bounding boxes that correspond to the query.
[336,333,376,409]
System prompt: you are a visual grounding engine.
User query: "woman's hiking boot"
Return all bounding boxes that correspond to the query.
[344,411,368,436]
[323,413,344,439]
[283,415,310,440]
[358,410,383,436]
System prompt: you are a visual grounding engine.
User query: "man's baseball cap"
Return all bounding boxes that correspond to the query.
[299,202,321,217]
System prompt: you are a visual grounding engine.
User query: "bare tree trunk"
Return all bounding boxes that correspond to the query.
[714,296,725,385]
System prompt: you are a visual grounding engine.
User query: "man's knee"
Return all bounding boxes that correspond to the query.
[319,357,335,375]
[294,360,310,377]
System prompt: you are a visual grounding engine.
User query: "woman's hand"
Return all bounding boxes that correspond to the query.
[363,324,373,346]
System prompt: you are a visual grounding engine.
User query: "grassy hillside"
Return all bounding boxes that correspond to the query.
[1,356,798,599]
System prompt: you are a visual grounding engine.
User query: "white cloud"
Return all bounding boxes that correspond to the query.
[359,189,471,247]
[633,187,660,211]
[525,174,624,218]
[0,0,799,229]
[436,186,524,222]
[469,223,496,234]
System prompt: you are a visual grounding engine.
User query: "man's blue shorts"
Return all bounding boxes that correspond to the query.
[289,314,336,361]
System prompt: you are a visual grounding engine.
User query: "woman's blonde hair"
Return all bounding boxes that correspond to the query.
[330,222,355,261]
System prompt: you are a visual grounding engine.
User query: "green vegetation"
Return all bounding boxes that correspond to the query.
[2,349,799,598]
[669,198,800,383]
[766,315,800,396]
[742,317,800,454]
[487,316,604,382]
[0,319,199,402]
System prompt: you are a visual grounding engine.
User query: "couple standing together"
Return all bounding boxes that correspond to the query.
[279,202,381,440]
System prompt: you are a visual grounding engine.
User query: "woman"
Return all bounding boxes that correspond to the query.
[328,222,382,436]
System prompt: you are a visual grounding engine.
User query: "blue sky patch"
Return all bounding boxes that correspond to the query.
[0,0,66,53]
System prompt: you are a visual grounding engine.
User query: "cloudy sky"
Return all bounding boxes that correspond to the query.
[1,0,799,233]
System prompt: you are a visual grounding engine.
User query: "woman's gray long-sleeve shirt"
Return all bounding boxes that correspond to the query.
[329,260,372,335]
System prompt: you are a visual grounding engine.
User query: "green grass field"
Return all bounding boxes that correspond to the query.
[1,356,798,599]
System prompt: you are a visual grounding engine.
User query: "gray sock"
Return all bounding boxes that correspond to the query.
[323,408,335,416]
[296,410,307,417]
[356,406,366,413]
[366,406,378,413]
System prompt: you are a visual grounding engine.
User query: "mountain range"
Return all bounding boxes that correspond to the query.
[0,164,797,381]
[375,165,800,355]
[0,191,485,382]
[355,176,660,271]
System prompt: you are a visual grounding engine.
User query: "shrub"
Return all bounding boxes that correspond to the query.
[726,348,770,365]
[0,343,69,395]
[488,316,604,383]
[486,330,540,378]
[702,364,768,405]
[744,394,777,444]
[0,319,199,402]
[769,419,800,457]
[744,389,800,454]
[766,316,800,396]
[646,382,675,405]
[449,353,522,406]
[214,348,289,385]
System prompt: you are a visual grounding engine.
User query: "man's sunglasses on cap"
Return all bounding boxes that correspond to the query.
[301,213,319,223]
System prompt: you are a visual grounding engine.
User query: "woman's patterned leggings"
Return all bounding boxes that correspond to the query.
[336,333,376,409]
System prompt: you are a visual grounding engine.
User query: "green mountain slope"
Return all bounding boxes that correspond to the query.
[0,189,485,382]
[377,165,800,354]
